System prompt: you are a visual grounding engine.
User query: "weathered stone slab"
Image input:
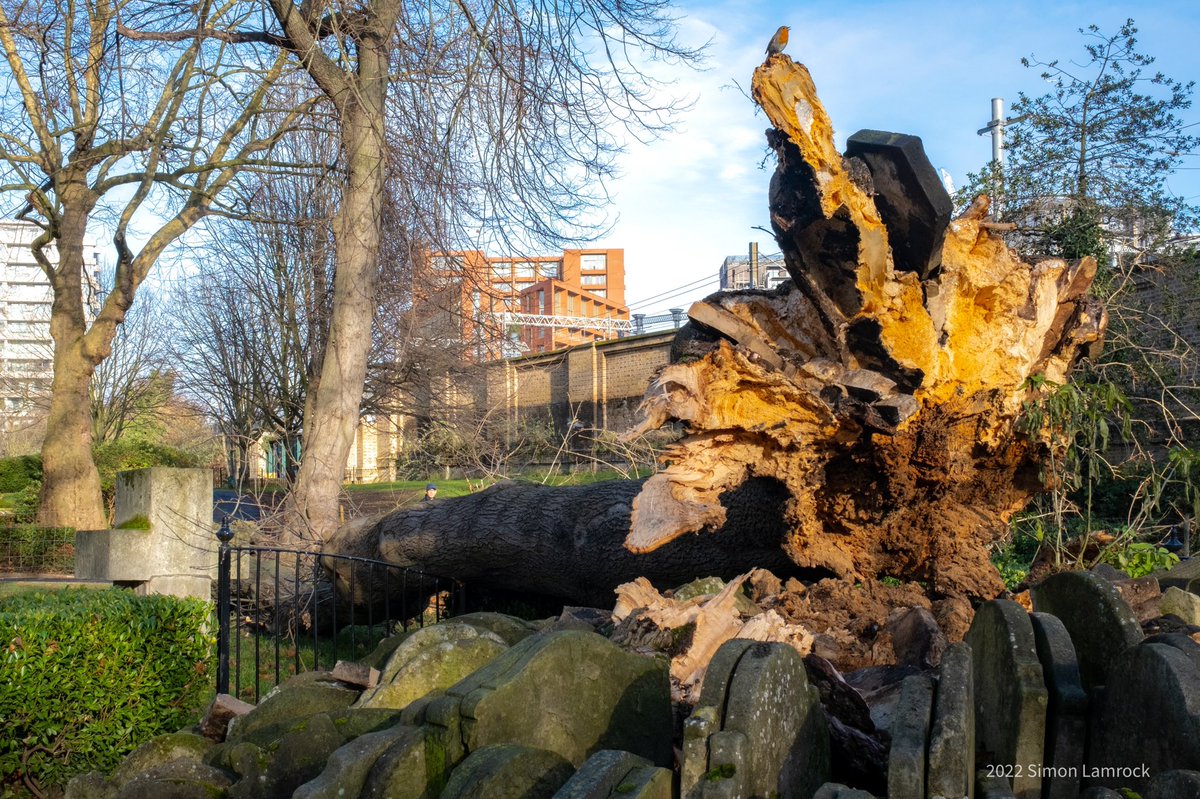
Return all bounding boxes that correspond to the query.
[360,725,440,799]
[293,723,415,799]
[552,750,670,799]
[447,630,672,768]
[886,606,946,669]
[451,612,541,645]
[440,744,574,799]
[1088,643,1200,793]
[113,759,235,799]
[1147,769,1200,799]
[887,674,932,799]
[843,129,952,279]
[226,671,360,747]
[1113,574,1163,622]
[109,732,213,789]
[1144,632,1200,673]
[1030,570,1143,690]
[964,600,1047,799]
[356,622,509,710]
[1029,612,1086,799]
[229,713,343,799]
[1162,586,1200,626]
[928,641,973,799]
[684,639,829,799]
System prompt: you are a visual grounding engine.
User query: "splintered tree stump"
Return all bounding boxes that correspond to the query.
[326,54,1105,604]
[625,55,1104,598]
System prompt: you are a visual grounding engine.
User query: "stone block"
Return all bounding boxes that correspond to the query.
[360,725,440,799]
[75,468,216,598]
[887,674,932,799]
[1154,557,1200,594]
[1162,586,1200,626]
[1088,643,1200,793]
[439,744,574,799]
[1030,570,1143,691]
[928,642,974,799]
[1029,613,1086,799]
[964,600,1047,799]
[553,750,670,799]
[812,784,876,799]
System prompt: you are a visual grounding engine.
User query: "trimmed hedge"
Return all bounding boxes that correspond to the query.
[0,588,213,795]
[0,456,41,494]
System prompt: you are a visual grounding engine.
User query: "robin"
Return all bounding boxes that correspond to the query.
[766,25,789,56]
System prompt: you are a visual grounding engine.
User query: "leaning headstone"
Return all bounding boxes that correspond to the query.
[1147,770,1200,799]
[444,630,672,768]
[553,750,671,799]
[1144,632,1200,673]
[844,129,953,278]
[226,671,360,747]
[964,600,1047,799]
[928,642,974,799]
[886,674,933,799]
[683,639,829,799]
[885,606,946,669]
[439,744,574,799]
[1029,612,1087,799]
[293,723,416,799]
[1088,643,1200,794]
[1030,570,1143,690]
[1161,586,1200,626]
[355,622,509,710]
[113,759,235,799]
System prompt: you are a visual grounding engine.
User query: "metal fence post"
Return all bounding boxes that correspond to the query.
[216,516,234,695]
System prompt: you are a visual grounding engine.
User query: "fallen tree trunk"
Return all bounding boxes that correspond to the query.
[324,477,819,608]
[327,53,1106,604]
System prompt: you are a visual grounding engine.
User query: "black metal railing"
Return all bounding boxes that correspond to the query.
[214,518,464,701]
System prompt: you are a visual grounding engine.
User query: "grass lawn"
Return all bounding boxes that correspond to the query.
[342,467,649,495]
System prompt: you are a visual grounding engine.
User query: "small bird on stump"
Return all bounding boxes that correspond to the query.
[766,25,790,56]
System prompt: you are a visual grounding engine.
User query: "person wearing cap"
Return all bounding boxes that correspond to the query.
[422,483,438,501]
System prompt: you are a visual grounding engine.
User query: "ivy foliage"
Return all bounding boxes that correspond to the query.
[0,589,212,795]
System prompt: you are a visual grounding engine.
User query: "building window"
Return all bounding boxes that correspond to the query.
[581,274,605,286]
[494,283,513,294]
[566,295,575,314]
[591,289,607,298]
[514,261,537,279]
[432,255,463,272]
[539,261,562,279]
[580,253,607,271]
[537,289,546,312]
[491,263,511,278]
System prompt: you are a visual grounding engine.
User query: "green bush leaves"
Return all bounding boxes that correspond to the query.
[0,588,213,794]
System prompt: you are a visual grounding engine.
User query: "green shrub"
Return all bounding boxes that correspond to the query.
[0,456,41,494]
[92,440,202,495]
[0,589,213,794]
[1100,541,1180,579]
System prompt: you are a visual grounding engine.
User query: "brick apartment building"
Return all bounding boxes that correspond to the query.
[423,248,628,359]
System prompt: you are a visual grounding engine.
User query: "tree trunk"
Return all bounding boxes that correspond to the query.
[37,206,107,529]
[327,55,1108,602]
[286,100,386,542]
[324,477,815,608]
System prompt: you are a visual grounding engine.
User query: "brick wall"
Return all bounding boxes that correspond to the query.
[465,331,673,435]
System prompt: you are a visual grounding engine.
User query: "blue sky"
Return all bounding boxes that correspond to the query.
[606,0,1200,315]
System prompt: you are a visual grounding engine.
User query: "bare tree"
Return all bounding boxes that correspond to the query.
[0,0,306,527]
[90,285,169,444]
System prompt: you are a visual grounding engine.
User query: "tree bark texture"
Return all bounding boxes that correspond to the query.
[325,477,814,608]
[330,55,1107,602]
